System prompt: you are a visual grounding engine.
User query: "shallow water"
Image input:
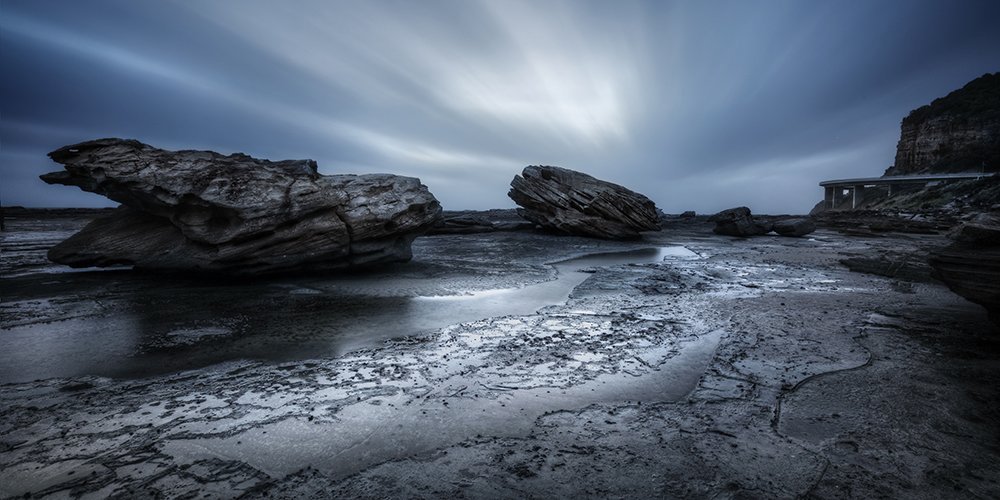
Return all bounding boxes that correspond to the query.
[0,243,696,383]
[161,328,724,480]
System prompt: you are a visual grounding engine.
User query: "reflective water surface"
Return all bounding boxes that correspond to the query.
[1,241,697,383]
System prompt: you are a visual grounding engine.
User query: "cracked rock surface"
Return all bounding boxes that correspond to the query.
[40,138,442,275]
[1,213,998,498]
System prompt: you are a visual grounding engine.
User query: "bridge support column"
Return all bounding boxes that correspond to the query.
[852,185,866,209]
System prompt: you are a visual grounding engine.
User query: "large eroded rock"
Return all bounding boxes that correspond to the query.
[929,214,1000,326]
[41,138,442,275]
[507,166,660,239]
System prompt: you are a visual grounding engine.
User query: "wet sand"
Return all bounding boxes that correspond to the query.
[1,212,998,498]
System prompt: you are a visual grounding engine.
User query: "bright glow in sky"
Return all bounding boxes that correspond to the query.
[2,0,998,213]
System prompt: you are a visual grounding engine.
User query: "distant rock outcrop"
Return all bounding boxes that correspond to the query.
[708,207,772,237]
[885,72,999,176]
[707,208,816,238]
[772,218,816,237]
[41,138,442,275]
[427,209,535,235]
[508,166,660,239]
[929,213,1000,326]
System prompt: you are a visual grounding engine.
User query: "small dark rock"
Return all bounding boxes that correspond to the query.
[708,207,771,237]
[772,218,817,237]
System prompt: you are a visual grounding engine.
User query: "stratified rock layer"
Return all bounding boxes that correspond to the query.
[886,72,999,176]
[929,214,1000,326]
[507,166,660,239]
[41,138,442,275]
[708,207,771,237]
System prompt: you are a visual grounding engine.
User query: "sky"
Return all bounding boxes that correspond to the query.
[2,0,999,214]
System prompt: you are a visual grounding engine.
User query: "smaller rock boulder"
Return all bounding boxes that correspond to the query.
[772,218,816,237]
[508,166,660,239]
[708,207,771,236]
[680,211,697,218]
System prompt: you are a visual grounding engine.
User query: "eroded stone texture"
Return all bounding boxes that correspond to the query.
[886,72,999,176]
[508,165,660,239]
[930,213,1000,325]
[708,206,771,236]
[4,216,998,498]
[41,138,442,275]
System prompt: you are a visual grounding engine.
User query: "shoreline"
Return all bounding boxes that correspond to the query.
[1,211,998,497]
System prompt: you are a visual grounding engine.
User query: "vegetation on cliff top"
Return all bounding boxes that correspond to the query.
[904,72,1000,126]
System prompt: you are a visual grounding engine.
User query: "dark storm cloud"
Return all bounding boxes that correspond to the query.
[2,0,998,213]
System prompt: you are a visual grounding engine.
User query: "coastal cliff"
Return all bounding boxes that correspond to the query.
[815,72,1000,214]
[885,72,1000,176]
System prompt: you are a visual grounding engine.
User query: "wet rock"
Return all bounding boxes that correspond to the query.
[508,165,660,239]
[680,211,697,218]
[930,214,1000,325]
[772,218,816,237]
[811,210,952,235]
[428,215,497,235]
[707,207,771,237]
[427,210,536,235]
[840,251,935,283]
[41,138,442,275]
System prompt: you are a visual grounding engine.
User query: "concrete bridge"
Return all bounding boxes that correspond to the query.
[819,172,994,209]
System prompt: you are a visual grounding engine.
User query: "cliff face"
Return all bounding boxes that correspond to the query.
[885,72,1000,176]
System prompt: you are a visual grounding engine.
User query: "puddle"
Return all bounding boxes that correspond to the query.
[161,329,724,480]
[0,247,695,383]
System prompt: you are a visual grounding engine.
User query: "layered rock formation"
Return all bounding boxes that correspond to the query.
[41,139,442,275]
[886,72,999,176]
[508,166,660,239]
[929,214,1000,326]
